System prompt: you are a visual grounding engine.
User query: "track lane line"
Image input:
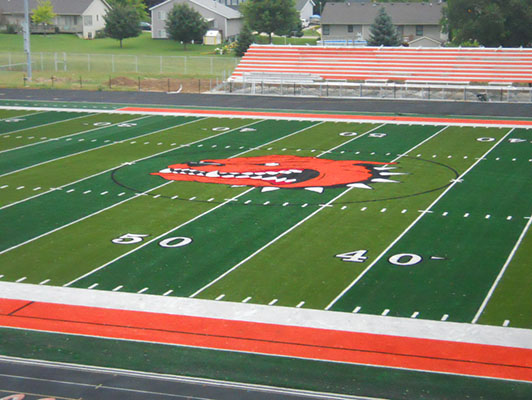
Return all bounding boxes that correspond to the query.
[63,121,324,287]
[471,214,532,324]
[325,127,515,310]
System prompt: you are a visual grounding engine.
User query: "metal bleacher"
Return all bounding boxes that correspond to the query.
[229,45,532,85]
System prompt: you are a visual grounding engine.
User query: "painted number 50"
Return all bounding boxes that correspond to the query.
[112,233,192,248]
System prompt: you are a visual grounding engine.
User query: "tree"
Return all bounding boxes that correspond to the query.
[234,24,255,57]
[31,0,56,35]
[165,3,208,50]
[108,0,148,21]
[368,7,401,46]
[445,0,532,47]
[241,0,300,43]
[104,3,141,48]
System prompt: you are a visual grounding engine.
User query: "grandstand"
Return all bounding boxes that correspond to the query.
[229,45,532,84]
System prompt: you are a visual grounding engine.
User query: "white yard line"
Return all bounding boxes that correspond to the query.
[0,114,143,154]
[0,182,173,256]
[189,124,391,298]
[64,121,324,287]
[471,214,532,324]
[0,117,264,211]
[63,187,256,288]
[0,110,45,122]
[324,127,515,310]
[0,120,264,252]
[0,111,89,137]
[0,116,176,178]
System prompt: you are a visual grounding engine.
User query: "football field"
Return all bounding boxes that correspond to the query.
[0,99,531,399]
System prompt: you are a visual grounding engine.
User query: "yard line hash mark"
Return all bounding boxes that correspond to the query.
[325,127,514,311]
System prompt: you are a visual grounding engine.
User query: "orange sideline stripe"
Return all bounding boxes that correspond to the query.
[117,107,532,127]
[0,298,531,382]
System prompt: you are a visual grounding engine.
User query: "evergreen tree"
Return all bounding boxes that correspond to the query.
[104,3,141,48]
[241,0,300,43]
[31,0,56,35]
[234,24,254,57]
[165,3,208,50]
[368,7,401,46]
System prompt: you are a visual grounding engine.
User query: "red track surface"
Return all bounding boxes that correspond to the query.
[1,298,531,382]
[117,107,532,127]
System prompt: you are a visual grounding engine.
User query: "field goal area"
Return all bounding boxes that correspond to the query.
[1,99,532,396]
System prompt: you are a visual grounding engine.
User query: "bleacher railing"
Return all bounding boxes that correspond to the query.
[218,80,532,104]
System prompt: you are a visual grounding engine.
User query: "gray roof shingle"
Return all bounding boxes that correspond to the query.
[0,0,104,15]
[321,2,444,25]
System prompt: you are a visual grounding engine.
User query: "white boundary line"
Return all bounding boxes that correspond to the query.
[471,215,532,324]
[1,281,531,350]
[189,123,388,298]
[0,110,89,137]
[1,105,532,128]
[63,121,323,287]
[325,127,515,310]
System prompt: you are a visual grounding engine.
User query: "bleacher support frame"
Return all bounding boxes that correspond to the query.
[219,80,532,104]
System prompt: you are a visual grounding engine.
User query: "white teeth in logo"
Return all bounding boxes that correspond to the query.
[206,171,220,177]
[160,168,172,174]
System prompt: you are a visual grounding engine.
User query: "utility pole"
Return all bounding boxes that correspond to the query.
[23,0,32,80]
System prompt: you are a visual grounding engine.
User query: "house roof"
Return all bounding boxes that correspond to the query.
[0,0,106,15]
[150,0,241,19]
[295,0,315,12]
[321,2,444,25]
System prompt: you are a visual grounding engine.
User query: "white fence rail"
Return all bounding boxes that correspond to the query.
[0,52,240,77]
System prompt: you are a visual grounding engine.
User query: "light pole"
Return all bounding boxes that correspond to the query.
[23,0,32,80]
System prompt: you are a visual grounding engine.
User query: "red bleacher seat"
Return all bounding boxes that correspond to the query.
[229,45,532,84]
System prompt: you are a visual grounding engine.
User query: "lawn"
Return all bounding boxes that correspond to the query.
[0,32,231,57]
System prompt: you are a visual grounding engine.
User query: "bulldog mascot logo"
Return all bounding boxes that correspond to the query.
[152,155,404,193]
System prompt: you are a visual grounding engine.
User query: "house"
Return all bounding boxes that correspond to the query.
[150,0,243,41]
[296,0,315,24]
[150,0,313,42]
[320,2,447,47]
[0,0,110,39]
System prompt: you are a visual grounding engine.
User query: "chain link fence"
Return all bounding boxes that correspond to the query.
[0,51,239,91]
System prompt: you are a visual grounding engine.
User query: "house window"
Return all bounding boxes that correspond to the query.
[158,29,166,38]
[96,15,99,22]
[158,11,166,20]
[322,25,329,35]
[83,15,93,26]
[347,25,353,33]
[416,25,423,36]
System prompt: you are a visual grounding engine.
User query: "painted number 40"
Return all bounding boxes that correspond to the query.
[336,250,423,266]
